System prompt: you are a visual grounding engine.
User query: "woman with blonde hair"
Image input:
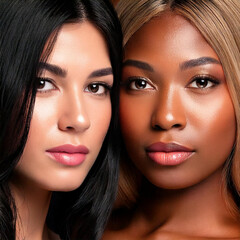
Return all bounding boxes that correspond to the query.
[103,0,240,239]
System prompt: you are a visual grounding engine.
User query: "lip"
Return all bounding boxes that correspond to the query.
[46,144,89,166]
[146,142,194,166]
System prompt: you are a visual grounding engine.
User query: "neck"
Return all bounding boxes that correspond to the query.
[135,168,240,237]
[10,175,52,240]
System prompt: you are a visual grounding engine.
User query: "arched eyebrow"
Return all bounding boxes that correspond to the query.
[123,59,154,72]
[38,62,67,77]
[180,57,221,71]
[38,62,112,78]
[88,67,113,78]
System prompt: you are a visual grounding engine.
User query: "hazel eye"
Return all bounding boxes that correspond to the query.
[36,78,56,92]
[188,76,219,89]
[128,77,154,90]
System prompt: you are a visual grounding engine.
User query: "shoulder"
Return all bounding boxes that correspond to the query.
[147,231,240,240]
[48,229,61,240]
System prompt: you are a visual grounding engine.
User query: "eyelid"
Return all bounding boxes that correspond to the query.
[36,77,58,93]
[88,81,113,90]
[189,74,219,82]
[36,77,56,85]
[122,76,156,90]
[124,76,153,84]
[187,74,220,88]
[84,81,113,96]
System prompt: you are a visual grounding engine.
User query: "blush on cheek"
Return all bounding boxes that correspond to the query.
[195,95,236,173]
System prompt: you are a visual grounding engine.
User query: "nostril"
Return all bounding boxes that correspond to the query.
[66,126,73,130]
[152,123,183,131]
[153,124,163,130]
[173,123,182,128]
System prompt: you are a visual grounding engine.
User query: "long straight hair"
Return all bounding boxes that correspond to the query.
[116,0,240,213]
[0,0,122,239]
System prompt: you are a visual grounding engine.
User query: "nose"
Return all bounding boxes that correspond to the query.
[151,87,187,131]
[58,92,90,133]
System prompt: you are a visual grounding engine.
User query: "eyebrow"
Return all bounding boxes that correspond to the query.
[88,67,113,78]
[123,59,154,72]
[180,57,221,70]
[38,63,112,79]
[38,62,67,77]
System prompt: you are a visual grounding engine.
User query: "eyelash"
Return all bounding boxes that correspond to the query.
[36,78,112,96]
[188,75,220,89]
[122,75,219,91]
[122,76,154,91]
[84,82,112,96]
[36,77,57,93]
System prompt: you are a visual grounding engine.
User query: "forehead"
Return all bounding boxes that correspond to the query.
[124,12,218,62]
[41,21,111,77]
[51,21,108,57]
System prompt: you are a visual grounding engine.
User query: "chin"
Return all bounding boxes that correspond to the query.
[38,172,88,192]
[55,184,83,192]
[150,180,192,190]
[45,179,85,192]
[146,172,202,190]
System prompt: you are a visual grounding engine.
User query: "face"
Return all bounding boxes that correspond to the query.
[13,22,113,191]
[120,12,236,189]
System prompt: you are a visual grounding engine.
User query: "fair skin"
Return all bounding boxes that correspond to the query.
[103,12,240,240]
[10,21,113,240]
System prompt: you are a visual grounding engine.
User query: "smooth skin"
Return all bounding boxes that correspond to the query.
[103,12,240,240]
[10,22,113,240]
[111,0,120,6]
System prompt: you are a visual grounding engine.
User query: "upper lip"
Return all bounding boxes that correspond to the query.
[46,144,89,154]
[146,142,193,152]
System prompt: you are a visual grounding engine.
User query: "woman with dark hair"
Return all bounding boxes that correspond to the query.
[0,0,122,240]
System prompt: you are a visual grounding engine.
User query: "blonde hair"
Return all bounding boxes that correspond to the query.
[116,0,240,211]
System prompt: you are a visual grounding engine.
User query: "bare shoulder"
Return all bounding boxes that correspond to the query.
[147,231,240,240]
[102,230,240,240]
[102,229,131,240]
[48,229,61,240]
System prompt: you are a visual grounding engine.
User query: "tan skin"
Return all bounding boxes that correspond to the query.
[103,12,240,240]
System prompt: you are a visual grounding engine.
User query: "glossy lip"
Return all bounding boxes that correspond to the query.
[146,142,194,166]
[46,144,89,166]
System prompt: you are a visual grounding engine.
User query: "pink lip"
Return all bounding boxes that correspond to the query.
[146,142,194,166]
[46,144,89,166]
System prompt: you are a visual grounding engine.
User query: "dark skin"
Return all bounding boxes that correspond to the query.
[111,0,119,6]
[103,12,240,240]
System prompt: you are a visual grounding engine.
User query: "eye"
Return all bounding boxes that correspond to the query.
[36,78,57,93]
[188,76,219,89]
[127,77,154,90]
[85,82,112,96]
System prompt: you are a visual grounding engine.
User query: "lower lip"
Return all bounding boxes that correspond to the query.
[147,152,193,166]
[46,152,87,166]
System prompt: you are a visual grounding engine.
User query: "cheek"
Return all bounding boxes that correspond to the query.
[14,99,58,179]
[26,98,58,149]
[88,98,112,145]
[120,94,149,143]
[25,98,59,149]
[194,94,236,162]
